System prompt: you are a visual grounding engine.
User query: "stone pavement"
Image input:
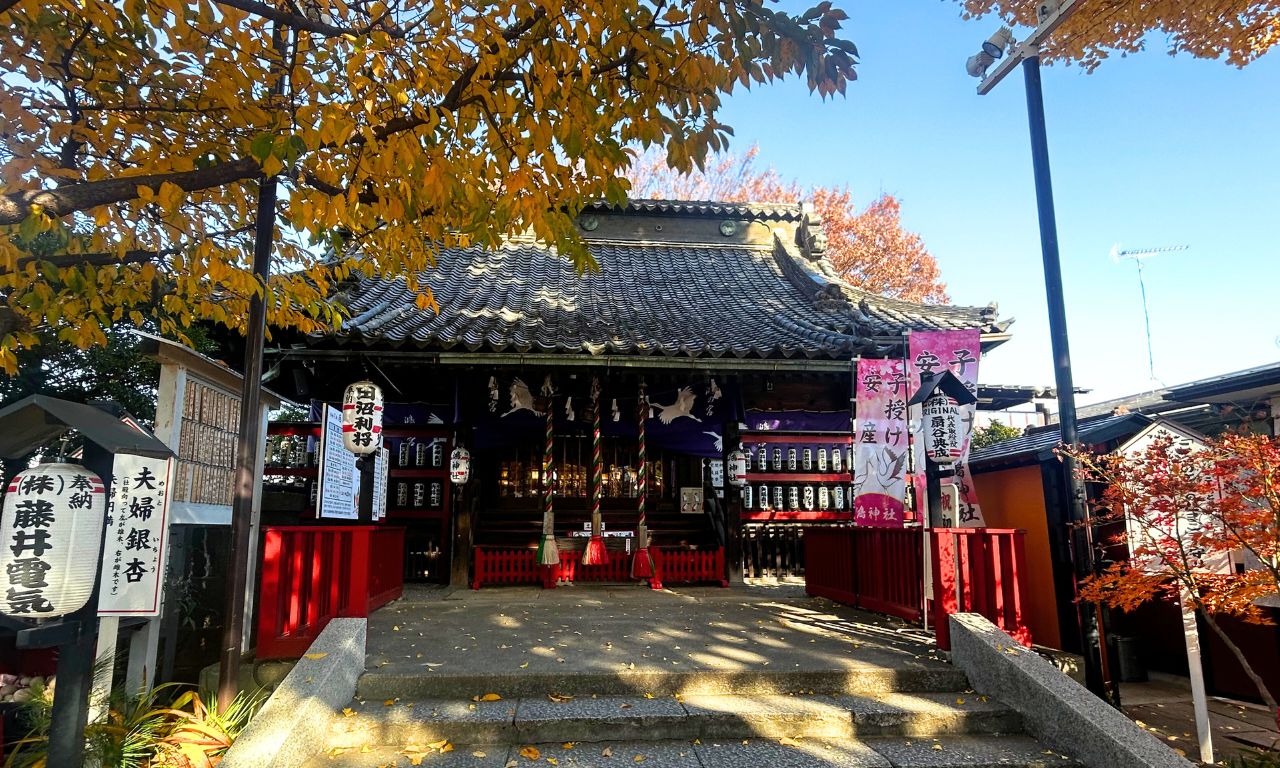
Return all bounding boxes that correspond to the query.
[361,583,953,699]
[1121,673,1280,764]
[303,585,1084,767]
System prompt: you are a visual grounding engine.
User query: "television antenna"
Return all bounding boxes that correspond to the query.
[1109,244,1189,383]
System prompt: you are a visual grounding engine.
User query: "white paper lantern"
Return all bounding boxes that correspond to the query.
[342,381,384,455]
[449,447,472,485]
[726,450,747,487]
[0,463,106,618]
[921,390,963,464]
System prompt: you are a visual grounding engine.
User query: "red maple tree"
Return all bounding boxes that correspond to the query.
[1067,431,1280,725]
[625,147,948,304]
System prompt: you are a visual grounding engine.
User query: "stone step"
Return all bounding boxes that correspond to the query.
[308,735,1081,767]
[328,692,1021,750]
[356,665,971,701]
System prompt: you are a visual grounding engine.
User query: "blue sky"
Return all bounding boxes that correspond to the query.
[715,0,1280,404]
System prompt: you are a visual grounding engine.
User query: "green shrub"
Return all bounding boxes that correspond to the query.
[4,680,262,768]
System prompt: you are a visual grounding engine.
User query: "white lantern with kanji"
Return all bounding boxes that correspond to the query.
[726,449,748,487]
[921,390,963,464]
[342,381,384,455]
[0,463,107,618]
[449,447,472,485]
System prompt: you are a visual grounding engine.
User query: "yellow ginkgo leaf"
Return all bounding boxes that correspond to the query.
[473,692,503,702]
[519,745,541,760]
[303,652,328,660]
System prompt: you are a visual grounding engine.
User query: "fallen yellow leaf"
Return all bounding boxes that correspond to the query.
[341,707,355,717]
[633,755,645,763]
[427,739,453,752]
[561,742,576,749]
[548,693,575,703]
[956,698,966,705]
[304,652,328,660]
[402,746,431,766]
[642,693,654,699]
[779,737,803,747]
[547,759,559,766]
[383,699,397,706]
[601,747,613,757]
[932,743,943,751]
[474,693,503,702]
[520,745,541,761]
[473,751,488,758]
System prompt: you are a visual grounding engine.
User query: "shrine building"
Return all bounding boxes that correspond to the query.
[256,200,1033,592]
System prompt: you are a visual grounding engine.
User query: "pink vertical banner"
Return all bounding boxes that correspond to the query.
[908,330,986,527]
[853,358,909,528]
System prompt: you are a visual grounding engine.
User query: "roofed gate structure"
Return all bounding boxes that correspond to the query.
[261,200,1013,588]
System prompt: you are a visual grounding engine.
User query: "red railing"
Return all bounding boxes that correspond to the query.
[257,525,405,659]
[472,546,728,589]
[804,527,923,622]
[473,546,542,589]
[930,528,1031,651]
[804,526,1031,651]
[652,547,727,588]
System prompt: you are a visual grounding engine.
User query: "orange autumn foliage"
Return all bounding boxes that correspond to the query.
[625,147,947,304]
[1065,430,1280,719]
[955,0,1280,71]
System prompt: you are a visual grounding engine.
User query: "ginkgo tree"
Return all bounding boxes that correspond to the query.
[0,0,859,373]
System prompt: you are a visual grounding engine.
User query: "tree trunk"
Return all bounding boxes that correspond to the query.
[1197,609,1280,731]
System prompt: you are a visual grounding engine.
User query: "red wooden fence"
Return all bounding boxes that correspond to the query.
[257,525,405,659]
[472,546,727,589]
[804,526,1031,651]
[804,527,923,622]
[930,527,1031,651]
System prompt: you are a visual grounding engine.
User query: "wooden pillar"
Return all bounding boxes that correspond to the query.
[450,484,471,588]
[723,417,744,585]
[357,455,374,522]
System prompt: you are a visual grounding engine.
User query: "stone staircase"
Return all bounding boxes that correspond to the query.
[307,665,1080,767]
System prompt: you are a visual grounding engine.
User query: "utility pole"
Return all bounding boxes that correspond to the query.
[965,0,1121,707]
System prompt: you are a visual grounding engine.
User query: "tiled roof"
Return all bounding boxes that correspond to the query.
[327,201,1006,361]
[969,413,1152,470]
[583,198,805,221]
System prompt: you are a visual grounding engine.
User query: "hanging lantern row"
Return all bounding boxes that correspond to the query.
[921,390,963,465]
[342,380,384,455]
[0,463,107,619]
[449,447,472,485]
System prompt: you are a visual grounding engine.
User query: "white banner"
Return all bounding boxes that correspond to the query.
[99,453,174,616]
[318,404,359,520]
[371,446,389,521]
